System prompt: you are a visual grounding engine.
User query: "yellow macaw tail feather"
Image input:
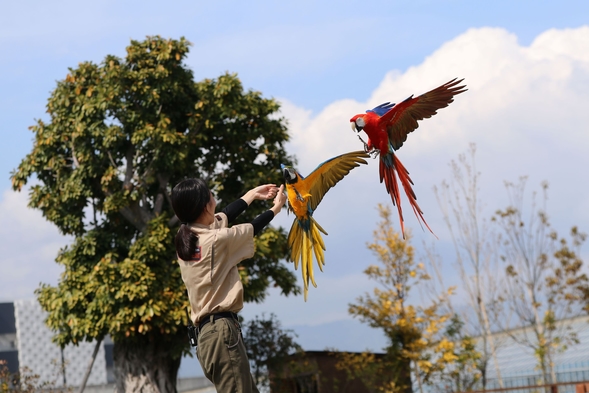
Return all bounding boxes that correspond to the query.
[310,217,326,271]
[287,216,328,301]
[287,219,302,270]
[312,217,328,236]
[305,234,315,288]
[301,233,309,289]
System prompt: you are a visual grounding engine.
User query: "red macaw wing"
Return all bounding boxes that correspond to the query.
[301,150,370,212]
[381,78,467,150]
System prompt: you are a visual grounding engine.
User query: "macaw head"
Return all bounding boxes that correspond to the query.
[350,114,366,133]
[281,164,298,184]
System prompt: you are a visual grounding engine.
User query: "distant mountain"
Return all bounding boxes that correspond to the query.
[289,319,387,353]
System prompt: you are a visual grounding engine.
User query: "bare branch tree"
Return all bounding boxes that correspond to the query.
[433,143,505,388]
[493,178,588,385]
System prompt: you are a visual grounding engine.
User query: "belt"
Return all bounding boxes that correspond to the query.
[198,311,238,330]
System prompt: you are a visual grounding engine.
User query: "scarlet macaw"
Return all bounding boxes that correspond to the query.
[350,78,467,237]
[282,150,370,300]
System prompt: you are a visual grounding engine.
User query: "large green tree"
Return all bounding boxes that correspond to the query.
[11,36,299,392]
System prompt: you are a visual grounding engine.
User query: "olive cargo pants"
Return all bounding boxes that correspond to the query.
[196,316,259,393]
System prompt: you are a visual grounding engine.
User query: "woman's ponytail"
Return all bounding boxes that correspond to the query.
[175,224,200,261]
[171,178,211,260]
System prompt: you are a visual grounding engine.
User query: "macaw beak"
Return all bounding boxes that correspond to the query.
[351,118,364,132]
[282,167,297,184]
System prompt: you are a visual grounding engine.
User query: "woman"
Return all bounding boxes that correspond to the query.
[171,178,286,393]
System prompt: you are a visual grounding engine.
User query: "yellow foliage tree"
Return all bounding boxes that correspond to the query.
[346,204,457,393]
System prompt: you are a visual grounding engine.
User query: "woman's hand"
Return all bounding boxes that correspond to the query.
[253,184,280,200]
[270,184,287,216]
[242,184,280,205]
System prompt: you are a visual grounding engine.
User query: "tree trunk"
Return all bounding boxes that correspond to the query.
[386,347,413,393]
[78,338,103,393]
[480,300,503,388]
[398,357,413,393]
[113,333,184,393]
[413,361,423,393]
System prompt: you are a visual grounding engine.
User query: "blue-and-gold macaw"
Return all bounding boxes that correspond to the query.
[350,78,467,237]
[281,150,369,300]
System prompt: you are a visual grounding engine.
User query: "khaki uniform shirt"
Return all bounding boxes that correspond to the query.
[178,213,254,324]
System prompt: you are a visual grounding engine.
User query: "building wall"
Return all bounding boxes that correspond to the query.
[271,351,379,393]
[14,299,108,387]
[420,315,589,392]
[482,316,589,388]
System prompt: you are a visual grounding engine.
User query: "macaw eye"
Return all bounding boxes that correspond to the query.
[353,117,365,132]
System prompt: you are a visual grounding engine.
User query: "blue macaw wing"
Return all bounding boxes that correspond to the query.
[367,102,396,117]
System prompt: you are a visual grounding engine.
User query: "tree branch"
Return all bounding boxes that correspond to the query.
[123,146,135,190]
[119,204,147,234]
[71,142,80,168]
[154,173,169,216]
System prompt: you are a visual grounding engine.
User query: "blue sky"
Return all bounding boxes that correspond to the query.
[2,0,589,378]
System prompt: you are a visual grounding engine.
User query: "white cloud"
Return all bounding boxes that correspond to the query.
[278,98,367,170]
[0,188,70,301]
[529,26,589,63]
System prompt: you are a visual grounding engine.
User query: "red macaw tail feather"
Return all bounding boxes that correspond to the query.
[379,155,406,235]
[379,153,435,238]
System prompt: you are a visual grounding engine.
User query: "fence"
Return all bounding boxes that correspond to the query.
[464,380,589,393]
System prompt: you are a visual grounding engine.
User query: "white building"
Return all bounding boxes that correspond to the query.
[0,299,111,387]
[483,315,589,389]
